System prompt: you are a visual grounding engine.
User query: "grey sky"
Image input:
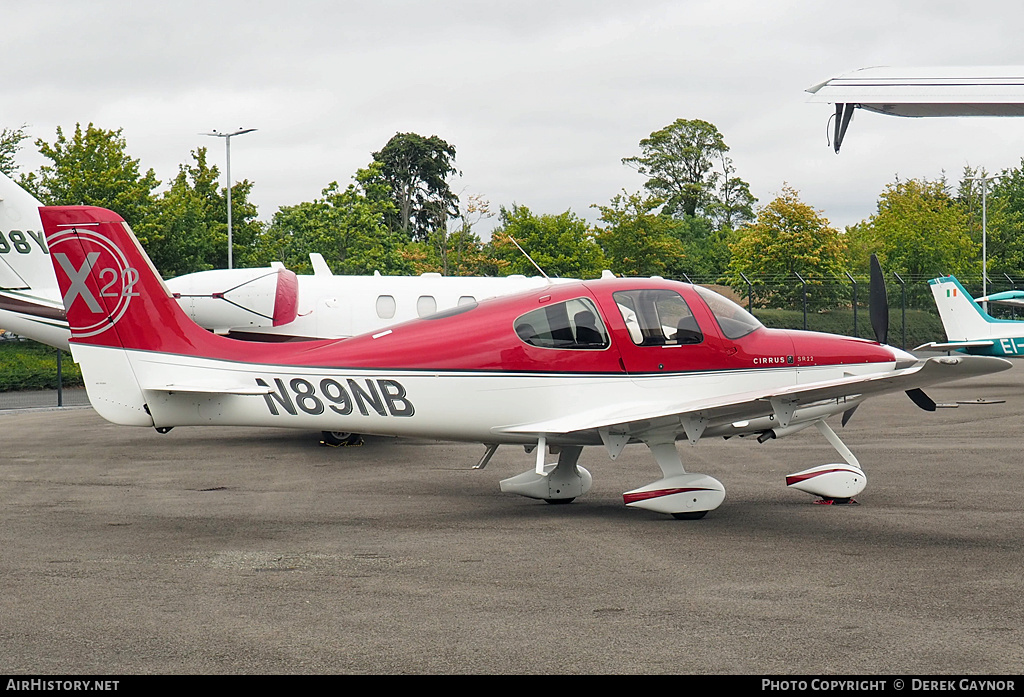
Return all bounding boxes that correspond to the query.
[4,0,1024,235]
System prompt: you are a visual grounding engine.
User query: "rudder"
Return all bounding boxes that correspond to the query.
[928,276,997,342]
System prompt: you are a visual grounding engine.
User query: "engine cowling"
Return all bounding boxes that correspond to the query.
[166,267,299,333]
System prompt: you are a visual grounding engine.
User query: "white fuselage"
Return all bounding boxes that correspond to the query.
[73,342,894,445]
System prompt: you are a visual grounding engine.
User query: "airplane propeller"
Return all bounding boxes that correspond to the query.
[869,253,888,346]
[868,253,935,414]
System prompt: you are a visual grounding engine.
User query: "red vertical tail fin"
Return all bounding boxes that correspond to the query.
[40,205,221,354]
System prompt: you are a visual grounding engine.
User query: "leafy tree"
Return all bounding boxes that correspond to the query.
[254,163,411,276]
[958,164,1024,282]
[372,132,459,242]
[19,123,160,234]
[415,193,494,276]
[707,154,757,229]
[848,177,977,296]
[0,124,28,176]
[593,191,685,277]
[652,215,737,281]
[622,118,754,224]
[725,185,848,310]
[484,204,605,278]
[151,147,261,275]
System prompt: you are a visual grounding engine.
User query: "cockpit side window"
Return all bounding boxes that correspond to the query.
[514,297,609,349]
[612,289,703,346]
[694,286,763,339]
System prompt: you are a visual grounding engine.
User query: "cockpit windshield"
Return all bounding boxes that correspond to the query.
[694,286,763,340]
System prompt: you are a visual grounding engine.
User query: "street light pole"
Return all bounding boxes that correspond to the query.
[966,174,1000,312]
[201,128,256,269]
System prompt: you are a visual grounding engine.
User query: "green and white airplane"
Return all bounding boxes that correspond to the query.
[919,275,1024,356]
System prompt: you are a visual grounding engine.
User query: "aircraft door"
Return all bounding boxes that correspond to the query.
[606,288,723,384]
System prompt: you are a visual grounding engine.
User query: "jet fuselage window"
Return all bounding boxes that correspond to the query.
[514,297,609,350]
[416,295,437,318]
[612,289,703,346]
[376,295,396,319]
[458,295,476,306]
[694,286,762,339]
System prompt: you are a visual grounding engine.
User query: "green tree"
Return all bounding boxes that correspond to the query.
[150,147,261,276]
[726,186,848,310]
[707,154,757,230]
[0,124,28,176]
[484,204,605,278]
[959,164,1024,282]
[849,177,977,299]
[623,118,754,225]
[372,132,460,242]
[255,163,411,276]
[20,123,160,233]
[593,191,685,277]
[663,215,737,281]
[414,194,494,276]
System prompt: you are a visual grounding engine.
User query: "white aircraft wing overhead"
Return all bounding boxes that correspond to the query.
[495,355,1009,438]
[805,66,1024,151]
[807,65,1024,116]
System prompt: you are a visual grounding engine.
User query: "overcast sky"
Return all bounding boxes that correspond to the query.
[4,0,1024,235]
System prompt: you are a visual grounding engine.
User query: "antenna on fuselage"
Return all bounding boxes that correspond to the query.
[507,235,551,281]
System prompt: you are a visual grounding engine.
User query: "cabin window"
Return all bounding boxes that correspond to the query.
[694,286,762,339]
[458,295,476,306]
[376,295,396,319]
[416,295,437,318]
[514,297,609,350]
[612,289,703,346]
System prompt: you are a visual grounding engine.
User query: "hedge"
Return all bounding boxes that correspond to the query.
[0,340,83,391]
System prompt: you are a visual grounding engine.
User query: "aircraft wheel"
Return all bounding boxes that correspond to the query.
[544,498,575,505]
[671,511,708,520]
[320,431,363,447]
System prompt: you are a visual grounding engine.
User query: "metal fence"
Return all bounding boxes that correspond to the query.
[0,347,91,411]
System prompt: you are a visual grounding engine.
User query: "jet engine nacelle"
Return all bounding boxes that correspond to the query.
[786,464,867,500]
[165,267,299,334]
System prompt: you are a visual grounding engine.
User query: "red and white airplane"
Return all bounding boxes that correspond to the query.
[39,204,1012,519]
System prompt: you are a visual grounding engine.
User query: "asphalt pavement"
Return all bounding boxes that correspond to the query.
[1,363,1022,674]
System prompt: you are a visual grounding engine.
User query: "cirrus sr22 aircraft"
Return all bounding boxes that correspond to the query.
[39,205,1011,519]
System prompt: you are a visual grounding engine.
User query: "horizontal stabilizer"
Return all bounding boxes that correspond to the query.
[143,383,274,396]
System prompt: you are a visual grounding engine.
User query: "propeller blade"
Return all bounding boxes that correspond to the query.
[906,388,936,412]
[841,405,859,427]
[869,253,888,345]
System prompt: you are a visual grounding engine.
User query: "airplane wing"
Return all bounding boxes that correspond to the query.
[495,355,1010,437]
